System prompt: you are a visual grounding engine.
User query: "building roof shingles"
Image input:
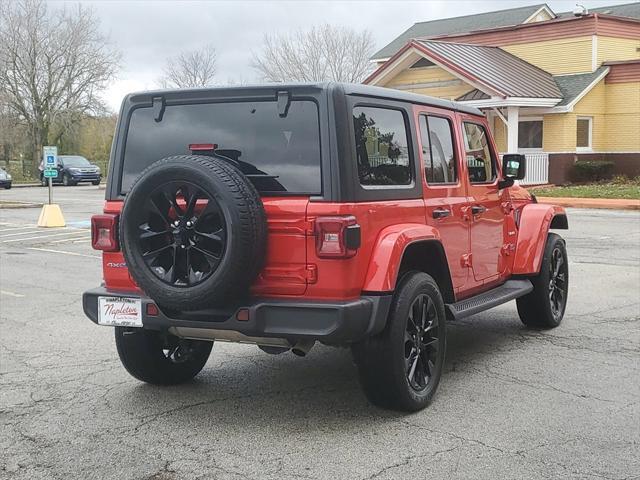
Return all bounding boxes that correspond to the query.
[372,2,640,61]
[371,4,548,60]
[417,40,562,98]
[553,66,610,106]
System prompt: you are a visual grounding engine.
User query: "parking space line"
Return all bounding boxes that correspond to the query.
[2,230,84,243]
[0,226,39,233]
[0,228,53,238]
[50,235,91,244]
[27,247,100,259]
[0,290,26,298]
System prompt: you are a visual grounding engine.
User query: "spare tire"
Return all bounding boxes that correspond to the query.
[120,155,267,311]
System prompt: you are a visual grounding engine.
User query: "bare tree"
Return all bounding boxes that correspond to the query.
[159,44,217,88]
[0,0,120,174]
[252,24,375,83]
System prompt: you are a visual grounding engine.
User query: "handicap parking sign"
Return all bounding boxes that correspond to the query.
[43,146,58,169]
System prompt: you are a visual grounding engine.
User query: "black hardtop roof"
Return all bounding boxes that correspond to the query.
[123,82,483,117]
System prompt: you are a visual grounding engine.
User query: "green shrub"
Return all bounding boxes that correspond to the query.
[571,160,615,182]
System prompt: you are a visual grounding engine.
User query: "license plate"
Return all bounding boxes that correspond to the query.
[98,296,142,327]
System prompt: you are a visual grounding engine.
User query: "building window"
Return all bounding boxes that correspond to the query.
[576,117,592,150]
[419,115,457,184]
[353,106,412,186]
[463,122,496,183]
[518,120,543,149]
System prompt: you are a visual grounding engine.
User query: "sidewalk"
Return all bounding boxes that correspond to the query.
[537,196,640,210]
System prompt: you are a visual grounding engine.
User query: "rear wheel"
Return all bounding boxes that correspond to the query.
[92,180,100,186]
[352,272,446,411]
[517,233,568,328]
[115,327,213,384]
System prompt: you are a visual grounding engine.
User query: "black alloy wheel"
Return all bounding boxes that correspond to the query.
[352,271,447,411]
[138,181,227,288]
[119,155,267,311]
[548,246,567,321]
[517,232,569,328]
[405,293,440,392]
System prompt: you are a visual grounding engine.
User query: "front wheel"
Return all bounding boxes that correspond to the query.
[62,174,77,186]
[517,232,568,328]
[115,327,213,384]
[92,180,100,186]
[352,272,446,412]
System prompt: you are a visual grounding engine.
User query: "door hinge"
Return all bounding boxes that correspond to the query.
[460,253,473,268]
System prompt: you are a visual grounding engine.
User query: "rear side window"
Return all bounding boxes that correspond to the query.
[353,106,412,186]
[463,122,496,183]
[419,115,457,184]
[121,100,321,194]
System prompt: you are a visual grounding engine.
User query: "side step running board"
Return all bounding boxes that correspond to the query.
[446,279,533,320]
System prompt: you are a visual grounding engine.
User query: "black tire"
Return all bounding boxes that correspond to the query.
[352,272,447,412]
[115,327,212,384]
[3,185,10,190]
[517,232,568,329]
[62,174,75,186]
[92,180,100,186]
[120,155,267,311]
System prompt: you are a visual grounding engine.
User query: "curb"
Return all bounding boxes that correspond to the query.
[9,183,41,188]
[537,196,640,210]
[0,201,43,209]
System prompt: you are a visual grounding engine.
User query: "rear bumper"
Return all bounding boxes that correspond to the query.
[82,287,391,344]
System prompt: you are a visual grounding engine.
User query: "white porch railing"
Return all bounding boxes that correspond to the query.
[520,152,549,185]
[500,152,549,185]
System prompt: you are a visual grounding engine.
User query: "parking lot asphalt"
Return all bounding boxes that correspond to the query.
[1,185,639,480]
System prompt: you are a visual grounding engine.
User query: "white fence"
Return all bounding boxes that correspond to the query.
[500,152,549,185]
[520,152,549,185]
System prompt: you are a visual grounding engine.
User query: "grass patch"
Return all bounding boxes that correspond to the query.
[532,180,640,200]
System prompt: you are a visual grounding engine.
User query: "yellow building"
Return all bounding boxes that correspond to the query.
[365,3,640,183]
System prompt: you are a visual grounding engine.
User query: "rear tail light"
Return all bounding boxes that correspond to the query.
[91,214,119,251]
[314,216,360,259]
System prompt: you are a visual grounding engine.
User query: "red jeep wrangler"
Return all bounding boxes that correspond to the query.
[83,83,568,411]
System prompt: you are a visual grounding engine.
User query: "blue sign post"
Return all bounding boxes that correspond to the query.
[37,146,65,227]
[43,146,57,204]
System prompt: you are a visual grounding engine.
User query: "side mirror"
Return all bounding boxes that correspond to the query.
[499,154,526,189]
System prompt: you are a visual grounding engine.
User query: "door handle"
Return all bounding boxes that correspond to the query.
[471,205,487,215]
[432,208,451,219]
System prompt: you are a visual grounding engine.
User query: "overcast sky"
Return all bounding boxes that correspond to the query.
[51,0,628,111]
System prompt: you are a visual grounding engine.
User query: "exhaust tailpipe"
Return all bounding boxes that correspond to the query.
[291,339,315,357]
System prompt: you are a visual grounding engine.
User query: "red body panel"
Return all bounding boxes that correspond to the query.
[512,204,567,275]
[362,223,440,292]
[99,109,563,306]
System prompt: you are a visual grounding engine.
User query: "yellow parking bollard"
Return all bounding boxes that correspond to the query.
[37,203,66,227]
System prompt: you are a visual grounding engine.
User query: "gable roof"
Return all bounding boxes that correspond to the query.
[553,66,610,107]
[377,40,563,99]
[371,4,550,61]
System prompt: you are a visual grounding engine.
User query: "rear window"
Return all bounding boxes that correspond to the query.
[120,100,321,194]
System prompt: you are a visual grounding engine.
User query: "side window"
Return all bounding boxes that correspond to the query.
[353,106,412,186]
[463,122,496,183]
[419,115,457,184]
